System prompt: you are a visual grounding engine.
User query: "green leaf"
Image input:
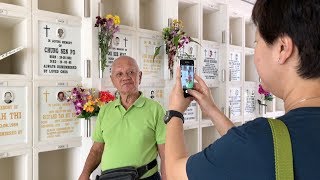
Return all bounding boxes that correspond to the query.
[77,114,84,118]
[153,46,162,61]
[190,38,202,47]
[173,36,179,47]
[265,96,273,101]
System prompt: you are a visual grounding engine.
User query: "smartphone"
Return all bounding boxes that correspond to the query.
[180,59,194,97]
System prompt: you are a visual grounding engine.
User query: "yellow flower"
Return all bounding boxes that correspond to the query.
[87,100,93,106]
[172,19,183,29]
[106,14,113,20]
[87,106,95,113]
[83,100,94,111]
[113,15,121,25]
[84,103,94,113]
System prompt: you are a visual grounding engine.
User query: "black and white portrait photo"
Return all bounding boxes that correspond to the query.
[57,28,65,39]
[113,36,120,47]
[3,91,14,104]
[150,90,155,99]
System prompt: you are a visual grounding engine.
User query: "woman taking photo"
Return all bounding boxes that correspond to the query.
[165,0,320,179]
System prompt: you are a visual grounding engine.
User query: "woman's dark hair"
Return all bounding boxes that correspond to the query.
[252,0,320,79]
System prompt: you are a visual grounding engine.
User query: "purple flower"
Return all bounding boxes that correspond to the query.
[75,100,83,108]
[75,108,82,115]
[258,84,273,101]
[258,84,269,95]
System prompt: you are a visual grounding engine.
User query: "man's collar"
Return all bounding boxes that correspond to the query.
[114,92,146,108]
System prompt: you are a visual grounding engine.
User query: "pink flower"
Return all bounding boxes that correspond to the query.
[258,84,269,95]
[258,84,273,101]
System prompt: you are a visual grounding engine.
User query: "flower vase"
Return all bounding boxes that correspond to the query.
[83,117,91,137]
[98,58,104,79]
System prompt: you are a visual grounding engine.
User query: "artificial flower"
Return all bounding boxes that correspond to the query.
[258,84,273,101]
[95,14,121,73]
[153,19,200,78]
[66,86,115,119]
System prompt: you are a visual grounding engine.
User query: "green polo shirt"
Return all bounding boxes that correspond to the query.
[92,93,166,178]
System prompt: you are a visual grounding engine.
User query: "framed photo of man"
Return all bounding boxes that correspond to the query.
[57,91,66,102]
[3,91,14,104]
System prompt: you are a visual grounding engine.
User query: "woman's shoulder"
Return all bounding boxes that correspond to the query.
[235,117,270,134]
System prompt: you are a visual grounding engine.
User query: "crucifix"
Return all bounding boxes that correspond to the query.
[44,25,50,38]
[43,90,50,103]
[123,37,128,47]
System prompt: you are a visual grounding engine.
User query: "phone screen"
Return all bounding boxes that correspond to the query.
[180,60,194,97]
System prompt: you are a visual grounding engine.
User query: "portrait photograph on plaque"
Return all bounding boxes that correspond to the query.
[141,88,164,106]
[102,32,133,85]
[36,84,81,145]
[37,20,81,77]
[3,91,14,104]
[0,86,29,147]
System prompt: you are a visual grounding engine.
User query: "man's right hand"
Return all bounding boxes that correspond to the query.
[79,142,104,180]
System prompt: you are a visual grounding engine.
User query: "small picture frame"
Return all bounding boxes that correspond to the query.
[57,28,65,39]
[57,91,66,102]
[3,91,14,104]
[113,36,120,47]
[150,90,155,99]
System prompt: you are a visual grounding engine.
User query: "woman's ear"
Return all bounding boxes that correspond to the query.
[278,35,294,64]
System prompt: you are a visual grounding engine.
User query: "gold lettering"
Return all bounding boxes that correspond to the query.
[9,112,22,120]
[0,105,13,110]
[0,113,6,120]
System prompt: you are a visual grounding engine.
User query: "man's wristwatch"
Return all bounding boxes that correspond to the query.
[164,110,184,124]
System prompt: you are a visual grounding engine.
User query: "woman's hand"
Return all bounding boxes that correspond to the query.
[187,74,217,116]
[169,67,192,113]
[188,75,234,135]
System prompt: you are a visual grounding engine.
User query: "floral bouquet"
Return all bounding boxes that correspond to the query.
[257,84,273,113]
[258,84,273,101]
[153,19,200,78]
[95,14,120,74]
[66,86,115,120]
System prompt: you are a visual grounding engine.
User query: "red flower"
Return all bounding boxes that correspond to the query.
[99,91,115,103]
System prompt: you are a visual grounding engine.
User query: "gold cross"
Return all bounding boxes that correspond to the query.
[43,90,50,103]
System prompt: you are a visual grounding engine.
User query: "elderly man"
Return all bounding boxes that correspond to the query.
[79,56,166,180]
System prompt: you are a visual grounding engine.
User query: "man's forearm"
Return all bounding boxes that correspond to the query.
[81,149,102,176]
[79,143,104,179]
